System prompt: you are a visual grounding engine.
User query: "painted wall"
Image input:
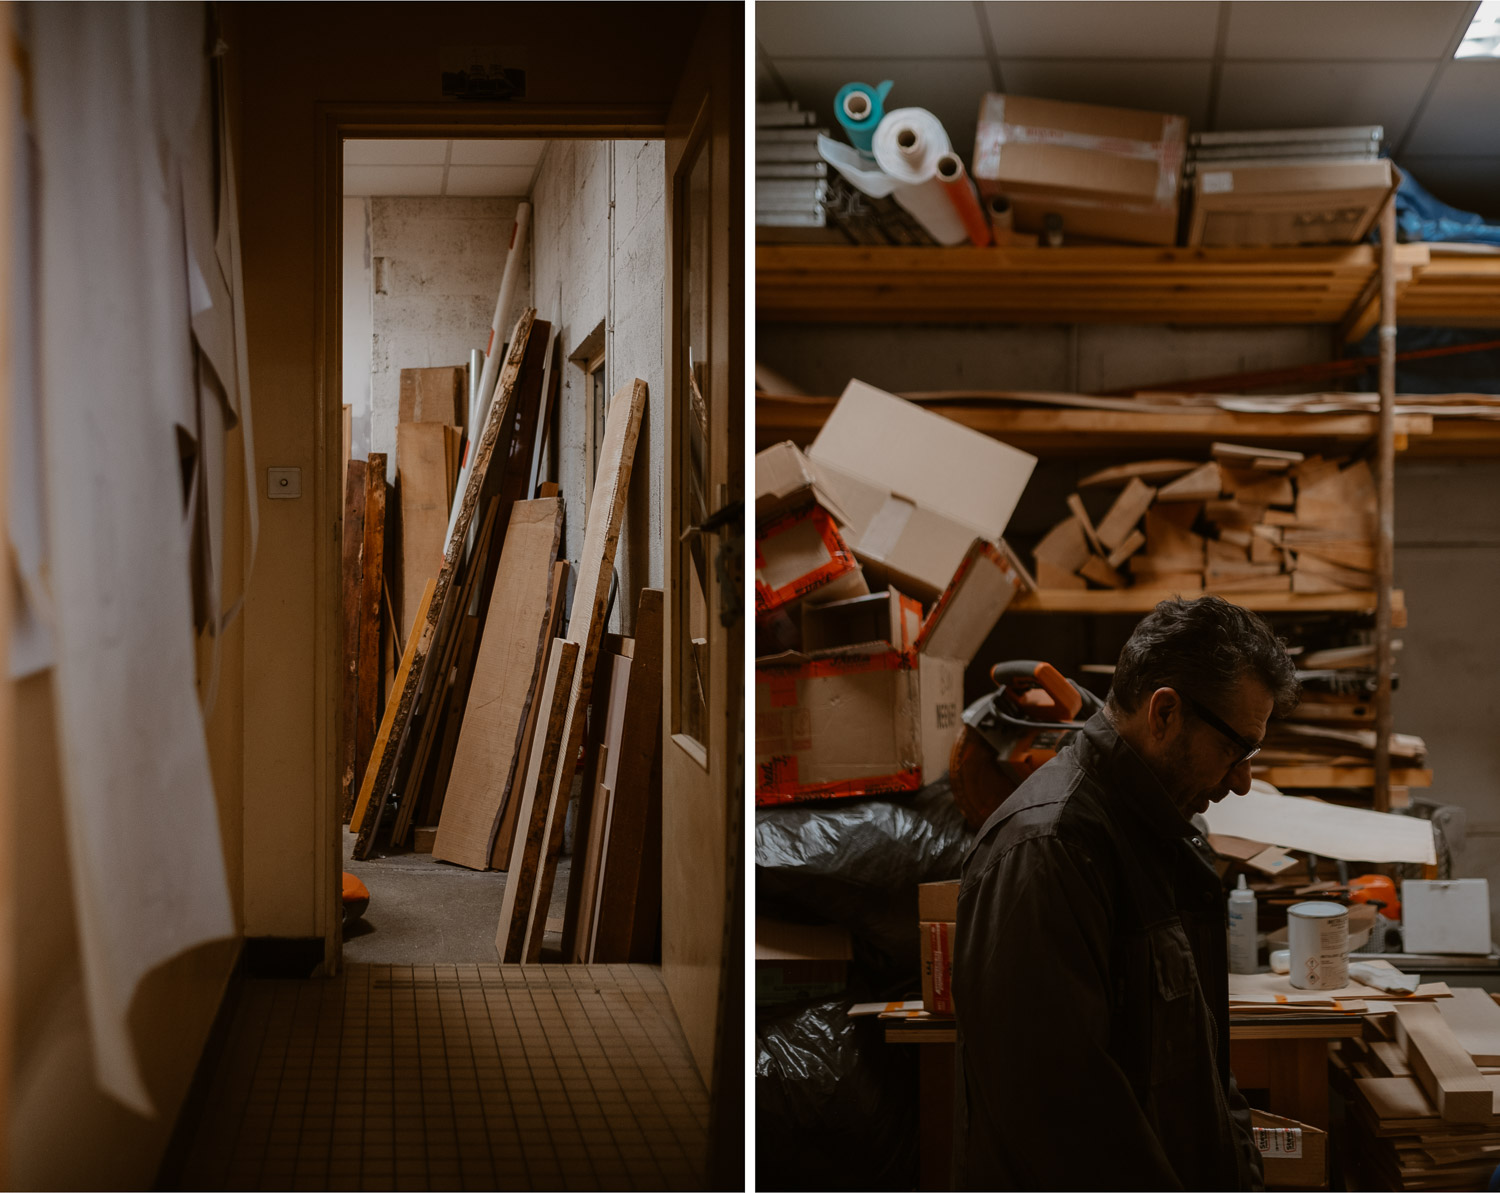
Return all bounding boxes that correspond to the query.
[341,196,373,460]
[530,140,667,634]
[365,195,528,482]
[759,319,1500,917]
[234,2,698,942]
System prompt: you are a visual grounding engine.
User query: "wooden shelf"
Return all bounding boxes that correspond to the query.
[1009,588,1405,622]
[756,393,1434,455]
[756,243,1500,332]
[1254,765,1432,789]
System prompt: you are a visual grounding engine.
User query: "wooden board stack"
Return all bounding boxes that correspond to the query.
[1334,989,1500,1190]
[1033,444,1377,596]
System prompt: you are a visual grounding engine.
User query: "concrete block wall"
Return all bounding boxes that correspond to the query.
[359,196,528,482]
[531,140,666,634]
[758,320,1500,923]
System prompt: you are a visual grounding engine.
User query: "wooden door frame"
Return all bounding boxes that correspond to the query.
[313,103,670,972]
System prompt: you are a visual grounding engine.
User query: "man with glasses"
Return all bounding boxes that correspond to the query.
[952,596,1299,1191]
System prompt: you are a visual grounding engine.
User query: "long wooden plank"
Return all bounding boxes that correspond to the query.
[562,650,631,961]
[397,421,455,637]
[349,580,435,835]
[1439,988,1500,1066]
[339,460,367,819]
[390,498,500,847]
[521,379,648,962]
[490,560,569,869]
[434,497,563,870]
[494,640,578,962]
[1393,1001,1495,1123]
[353,310,537,858]
[355,454,387,789]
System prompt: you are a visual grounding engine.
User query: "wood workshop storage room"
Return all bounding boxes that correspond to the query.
[4,4,742,1191]
[753,2,1500,1191]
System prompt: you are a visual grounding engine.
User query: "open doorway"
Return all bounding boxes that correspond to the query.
[337,133,669,969]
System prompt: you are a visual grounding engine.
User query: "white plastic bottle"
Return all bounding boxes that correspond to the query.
[1228,873,1258,974]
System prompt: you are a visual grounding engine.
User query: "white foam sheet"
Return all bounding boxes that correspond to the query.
[32,4,235,1115]
[1203,781,1436,866]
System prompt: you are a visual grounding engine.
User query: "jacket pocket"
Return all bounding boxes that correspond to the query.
[1148,918,1203,1080]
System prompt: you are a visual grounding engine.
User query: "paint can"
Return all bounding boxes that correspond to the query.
[1287,901,1349,990]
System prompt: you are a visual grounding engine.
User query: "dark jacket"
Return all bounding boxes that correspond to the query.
[951,713,1263,1192]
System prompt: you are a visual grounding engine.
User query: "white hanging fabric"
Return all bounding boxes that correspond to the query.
[30,3,237,1116]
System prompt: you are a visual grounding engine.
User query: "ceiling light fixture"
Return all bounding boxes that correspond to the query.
[1456,0,1500,58]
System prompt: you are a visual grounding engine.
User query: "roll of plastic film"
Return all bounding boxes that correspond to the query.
[871,107,967,246]
[834,80,893,155]
[935,152,991,247]
[1287,901,1349,990]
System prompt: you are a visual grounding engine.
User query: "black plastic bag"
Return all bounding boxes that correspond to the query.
[756,999,919,1191]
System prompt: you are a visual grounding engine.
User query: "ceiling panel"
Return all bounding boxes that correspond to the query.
[1398,154,1500,216]
[1216,61,1434,143]
[1403,61,1500,154]
[1224,1,1471,60]
[997,61,1213,128]
[775,57,995,154]
[344,139,447,166]
[984,2,1220,58]
[449,139,546,166]
[445,165,538,196]
[342,165,445,196]
[756,1,987,59]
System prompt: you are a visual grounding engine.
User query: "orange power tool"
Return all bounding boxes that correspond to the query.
[949,660,1102,830]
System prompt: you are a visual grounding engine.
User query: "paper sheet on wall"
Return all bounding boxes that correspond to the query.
[1203,780,1436,865]
[31,4,236,1116]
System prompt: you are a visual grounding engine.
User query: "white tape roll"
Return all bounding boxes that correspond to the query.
[872,108,967,246]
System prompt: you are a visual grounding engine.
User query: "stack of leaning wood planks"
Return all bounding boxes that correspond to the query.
[1032,443,1376,595]
[345,307,662,964]
[1334,988,1500,1190]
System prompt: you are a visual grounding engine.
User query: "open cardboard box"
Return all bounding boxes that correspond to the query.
[1251,1109,1328,1189]
[1188,157,1398,247]
[805,381,1036,603]
[972,93,1187,246]
[755,538,1024,805]
[755,440,869,650]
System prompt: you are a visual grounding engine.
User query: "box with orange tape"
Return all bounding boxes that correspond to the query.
[755,539,1023,806]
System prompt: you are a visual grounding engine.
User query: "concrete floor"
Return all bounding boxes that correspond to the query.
[343,829,572,964]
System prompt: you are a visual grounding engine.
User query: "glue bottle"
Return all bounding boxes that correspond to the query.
[1228,874,1258,974]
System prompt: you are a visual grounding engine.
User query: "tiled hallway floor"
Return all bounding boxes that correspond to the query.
[173,964,708,1191]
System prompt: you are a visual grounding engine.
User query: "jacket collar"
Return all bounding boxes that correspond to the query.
[1076,711,1196,843]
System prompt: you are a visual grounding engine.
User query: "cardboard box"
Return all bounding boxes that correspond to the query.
[755,917,853,1007]
[756,538,1023,805]
[755,440,869,634]
[921,921,956,1015]
[807,381,1036,602]
[1250,1109,1328,1189]
[972,93,1187,246]
[919,880,959,923]
[1187,158,1397,247]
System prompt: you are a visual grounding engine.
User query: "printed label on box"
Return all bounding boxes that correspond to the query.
[1253,1126,1303,1159]
[1201,171,1234,195]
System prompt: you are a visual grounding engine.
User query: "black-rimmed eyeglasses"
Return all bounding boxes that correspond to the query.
[1180,692,1262,766]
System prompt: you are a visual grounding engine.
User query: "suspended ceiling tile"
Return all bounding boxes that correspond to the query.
[1224,1,1471,60]
[342,164,445,196]
[445,164,538,196]
[984,2,1220,59]
[1397,155,1500,217]
[343,139,448,166]
[756,1,987,59]
[997,61,1213,129]
[449,139,547,167]
[1403,62,1500,155]
[1215,61,1433,143]
[774,57,995,155]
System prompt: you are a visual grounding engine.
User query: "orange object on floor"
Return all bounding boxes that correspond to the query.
[341,871,370,923]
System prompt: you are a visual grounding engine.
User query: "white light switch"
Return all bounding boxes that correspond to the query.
[267,467,302,499]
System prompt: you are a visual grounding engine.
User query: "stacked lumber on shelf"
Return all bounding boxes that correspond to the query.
[1335,989,1500,1190]
[1033,443,1376,596]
